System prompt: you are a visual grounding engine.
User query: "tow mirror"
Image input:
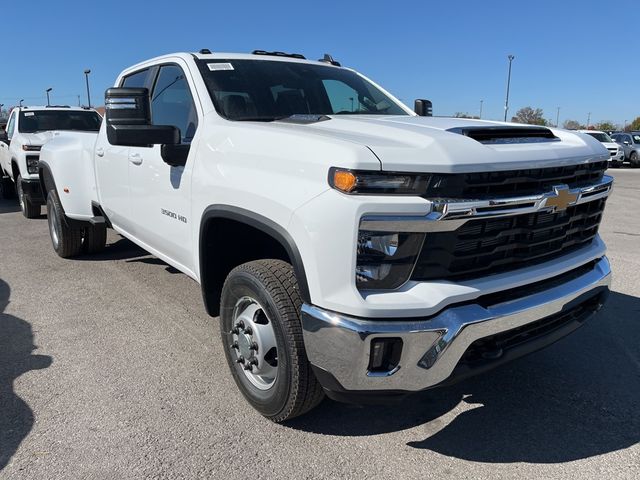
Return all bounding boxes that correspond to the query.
[105,88,180,147]
[414,99,433,117]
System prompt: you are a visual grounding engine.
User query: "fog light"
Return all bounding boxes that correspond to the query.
[368,338,403,372]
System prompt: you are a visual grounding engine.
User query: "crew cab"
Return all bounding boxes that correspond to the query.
[38,50,613,421]
[0,105,102,216]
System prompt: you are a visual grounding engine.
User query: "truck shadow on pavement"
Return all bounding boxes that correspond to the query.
[0,278,53,472]
[0,197,21,214]
[288,291,640,464]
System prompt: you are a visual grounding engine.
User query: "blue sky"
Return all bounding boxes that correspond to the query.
[1,0,638,126]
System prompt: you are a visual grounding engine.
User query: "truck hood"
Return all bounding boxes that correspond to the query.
[23,130,97,147]
[23,131,59,147]
[276,116,610,173]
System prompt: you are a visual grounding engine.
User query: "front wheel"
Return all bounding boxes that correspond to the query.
[220,259,324,422]
[630,151,639,168]
[17,175,41,218]
[47,190,83,258]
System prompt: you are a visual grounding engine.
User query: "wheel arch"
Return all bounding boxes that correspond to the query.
[199,205,311,317]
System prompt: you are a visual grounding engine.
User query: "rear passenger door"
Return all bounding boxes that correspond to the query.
[127,62,200,272]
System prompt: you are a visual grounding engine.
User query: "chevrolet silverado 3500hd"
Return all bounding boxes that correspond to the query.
[38,50,612,421]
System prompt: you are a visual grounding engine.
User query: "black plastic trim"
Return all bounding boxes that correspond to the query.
[199,205,311,316]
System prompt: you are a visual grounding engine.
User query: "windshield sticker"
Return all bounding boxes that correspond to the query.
[208,62,234,71]
[24,112,35,116]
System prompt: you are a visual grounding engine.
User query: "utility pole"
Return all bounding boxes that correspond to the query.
[624,119,627,131]
[84,69,92,108]
[503,54,515,122]
[556,107,560,128]
[479,99,483,119]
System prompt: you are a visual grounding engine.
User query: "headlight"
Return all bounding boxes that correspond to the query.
[330,168,432,195]
[356,230,425,289]
[26,155,39,174]
[22,145,42,151]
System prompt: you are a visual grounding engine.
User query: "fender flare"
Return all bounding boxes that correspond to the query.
[199,205,311,313]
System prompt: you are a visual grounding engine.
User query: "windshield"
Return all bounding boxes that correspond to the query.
[197,59,408,120]
[585,132,612,142]
[18,110,102,133]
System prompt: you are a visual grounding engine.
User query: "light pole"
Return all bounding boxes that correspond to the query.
[587,112,591,128]
[503,54,515,122]
[0,104,4,117]
[46,87,52,106]
[556,107,560,128]
[479,99,483,119]
[84,69,92,107]
[19,99,24,107]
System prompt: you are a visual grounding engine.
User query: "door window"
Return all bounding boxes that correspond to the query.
[151,65,198,143]
[121,69,151,88]
[6,112,16,139]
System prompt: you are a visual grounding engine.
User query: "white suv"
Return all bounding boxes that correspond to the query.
[576,130,624,167]
[0,106,102,217]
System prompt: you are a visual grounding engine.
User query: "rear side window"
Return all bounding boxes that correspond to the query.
[122,69,151,88]
[150,65,198,144]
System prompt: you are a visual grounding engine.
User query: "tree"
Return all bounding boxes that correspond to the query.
[563,119,583,130]
[595,121,616,131]
[626,117,640,131]
[511,107,547,126]
[453,112,479,119]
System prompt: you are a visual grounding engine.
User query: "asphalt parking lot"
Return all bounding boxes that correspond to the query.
[1,169,639,480]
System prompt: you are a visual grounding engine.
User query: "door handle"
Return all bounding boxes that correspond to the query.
[95,147,104,157]
[129,152,143,165]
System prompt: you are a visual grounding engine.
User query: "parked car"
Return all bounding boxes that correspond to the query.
[577,130,625,167]
[611,131,640,167]
[38,50,612,421]
[0,105,103,216]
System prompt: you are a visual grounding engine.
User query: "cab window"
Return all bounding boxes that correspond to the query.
[121,69,151,89]
[150,65,198,144]
[6,112,16,139]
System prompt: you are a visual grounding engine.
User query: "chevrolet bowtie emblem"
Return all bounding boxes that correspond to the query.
[546,186,579,211]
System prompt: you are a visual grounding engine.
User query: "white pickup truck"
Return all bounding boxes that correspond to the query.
[0,106,102,217]
[38,50,613,421]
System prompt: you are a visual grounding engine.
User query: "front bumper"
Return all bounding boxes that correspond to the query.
[20,177,44,205]
[302,256,611,398]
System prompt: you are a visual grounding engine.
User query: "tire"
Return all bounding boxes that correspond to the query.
[220,259,324,422]
[17,174,41,218]
[0,175,16,199]
[630,151,639,168]
[46,189,83,258]
[83,222,107,254]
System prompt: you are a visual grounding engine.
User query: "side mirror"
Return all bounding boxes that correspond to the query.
[105,88,180,147]
[624,141,631,145]
[414,99,433,117]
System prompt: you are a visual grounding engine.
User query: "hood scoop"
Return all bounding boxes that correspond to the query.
[448,126,559,145]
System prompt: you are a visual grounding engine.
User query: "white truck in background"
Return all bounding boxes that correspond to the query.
[38,50,612,421]
[0,106,102,217]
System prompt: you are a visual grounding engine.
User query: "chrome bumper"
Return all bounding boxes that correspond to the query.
[301,257,611,392]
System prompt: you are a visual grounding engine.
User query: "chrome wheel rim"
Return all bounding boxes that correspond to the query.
[47,200,60,250]
[230,296,278,390]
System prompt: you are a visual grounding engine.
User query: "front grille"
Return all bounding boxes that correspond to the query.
[459,291,604,366]
[411,197,607,281]
[423,160,607,199]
